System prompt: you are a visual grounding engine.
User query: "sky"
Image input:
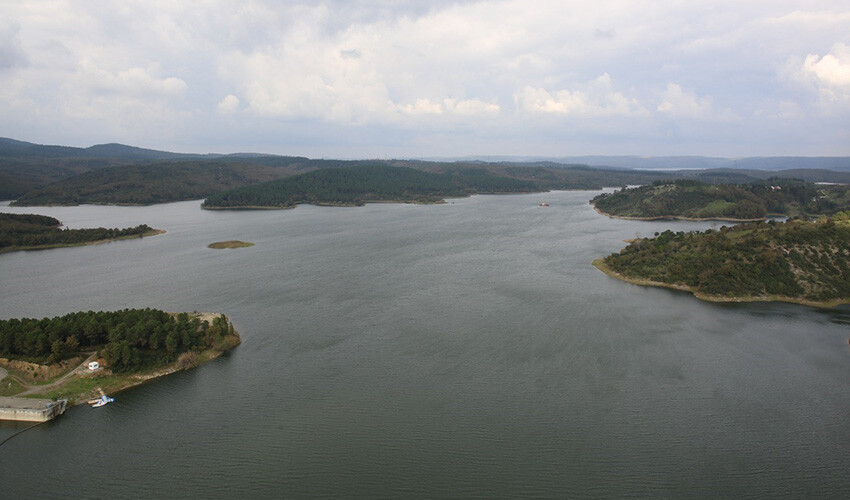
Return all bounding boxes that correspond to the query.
[1,0,849,158]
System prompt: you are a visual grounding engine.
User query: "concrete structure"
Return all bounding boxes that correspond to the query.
[0,397,68,422]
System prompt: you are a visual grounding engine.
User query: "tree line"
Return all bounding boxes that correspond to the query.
[0,308,235,372]
[0,212,153,251]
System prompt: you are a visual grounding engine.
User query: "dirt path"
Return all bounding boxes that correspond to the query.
[17,352,98,396]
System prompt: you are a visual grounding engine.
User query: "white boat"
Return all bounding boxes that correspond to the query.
[89,395,114,408]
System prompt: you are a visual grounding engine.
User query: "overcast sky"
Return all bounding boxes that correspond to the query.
[1,1,849,158]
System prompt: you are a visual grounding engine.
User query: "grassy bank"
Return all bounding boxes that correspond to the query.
[36,334,240,404]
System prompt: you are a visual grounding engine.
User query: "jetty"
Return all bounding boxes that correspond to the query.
[0,397,68,422]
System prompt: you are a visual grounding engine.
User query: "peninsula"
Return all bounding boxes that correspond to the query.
[0,213,163,253]
[201,164,540,209]
[591,180,850,221]
[594,216,850,307]
[0,309,240,405]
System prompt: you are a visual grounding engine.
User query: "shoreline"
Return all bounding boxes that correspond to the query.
[591,205,766,223]
[591,258,849,309]
[200,190,555,210]
[201,198,452,210]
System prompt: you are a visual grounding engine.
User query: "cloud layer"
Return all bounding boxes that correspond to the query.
[1,1,849,156]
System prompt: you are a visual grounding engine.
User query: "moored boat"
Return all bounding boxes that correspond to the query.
[89,395,114,408]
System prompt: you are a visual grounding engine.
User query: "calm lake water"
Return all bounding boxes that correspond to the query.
[1,192,848,498]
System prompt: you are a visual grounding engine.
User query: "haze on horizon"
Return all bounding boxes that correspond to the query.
[1,1,849,159]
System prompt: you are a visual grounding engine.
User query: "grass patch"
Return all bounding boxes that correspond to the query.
[697,200,735,216]
[34,375,126,402]
[0,377,25,396]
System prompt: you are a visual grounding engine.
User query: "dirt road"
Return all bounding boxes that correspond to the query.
[17,352,98,396]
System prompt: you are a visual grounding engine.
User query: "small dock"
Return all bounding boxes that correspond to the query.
[0,397,68,422]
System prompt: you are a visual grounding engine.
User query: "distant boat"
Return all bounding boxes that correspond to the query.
[539,202,549,207]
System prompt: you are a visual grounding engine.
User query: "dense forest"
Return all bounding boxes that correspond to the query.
[598,216,850,304]
[0,213,156,252]
[591,180,850,220]
[10,161,301,206]
[0,309,236,372]
[201,164,540,208]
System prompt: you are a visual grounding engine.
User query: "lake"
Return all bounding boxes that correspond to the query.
[1,192,848,498]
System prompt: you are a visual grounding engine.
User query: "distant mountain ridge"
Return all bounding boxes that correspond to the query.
[0,137,215,161]
[4,137,849,171]
[422,155,850,172]
[1,137,849,204]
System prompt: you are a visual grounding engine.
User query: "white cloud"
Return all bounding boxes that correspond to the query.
[217,94,241,114]
[786,43,850,109]
[657,83,712,117]
[85,65,187,97]
[397,99,443,115]
[800,43,850,89]
[515,74,646,117]
[397,97,500,116]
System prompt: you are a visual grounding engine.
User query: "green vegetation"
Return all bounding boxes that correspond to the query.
[0,309,238,372]
[10,161,299,206]
[597,219,850,306]
[208,240,254,249]
[591,180,850,220]
[0,376,25,396]
[0,213,160,253]
[37,374,126,401]
[201,164,540,208]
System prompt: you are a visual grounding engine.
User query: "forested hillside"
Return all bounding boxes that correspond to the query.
[11,161,298,206]
[0,213,157,252]
[591,180,850,220]
[596,217,850,306]
[5,137,850,207]
[201,164,540,208]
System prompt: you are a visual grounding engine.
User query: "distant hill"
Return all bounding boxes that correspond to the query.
[10,161,298,206]
[0,137,211,161]
[1,137,847,205]
[423,155,850,172]
[0,138,219,199]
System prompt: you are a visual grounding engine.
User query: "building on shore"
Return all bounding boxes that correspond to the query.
[0,397,67,422]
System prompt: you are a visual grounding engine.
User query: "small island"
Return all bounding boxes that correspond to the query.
[208,240,254,249]
[0,309,240,405]
[594,216,850,308]
[0,213,163,253]
[591,180,850,221]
